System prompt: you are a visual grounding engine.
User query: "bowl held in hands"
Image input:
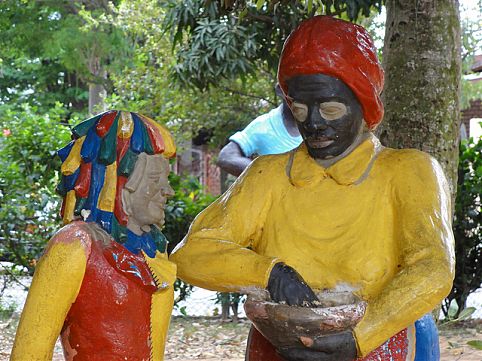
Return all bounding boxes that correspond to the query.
[244,290,366,349]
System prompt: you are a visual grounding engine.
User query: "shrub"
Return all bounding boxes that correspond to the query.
[443,135,482,317]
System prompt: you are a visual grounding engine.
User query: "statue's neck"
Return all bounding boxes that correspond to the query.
[127,218,151,236]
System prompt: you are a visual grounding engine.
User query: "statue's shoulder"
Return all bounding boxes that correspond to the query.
[46,220,94,256]
[246,152,290,175]
[378,147,443,181]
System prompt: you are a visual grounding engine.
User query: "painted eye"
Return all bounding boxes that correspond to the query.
[319,102,347,121]
[291,102,308,122]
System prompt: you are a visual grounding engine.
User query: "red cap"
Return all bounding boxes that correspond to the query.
[278,16,384,129]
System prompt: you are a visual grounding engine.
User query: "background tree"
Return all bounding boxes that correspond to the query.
[0,0,126,115]
[378,0,461,195]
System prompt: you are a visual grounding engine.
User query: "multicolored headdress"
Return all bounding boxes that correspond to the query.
[57,110,176,243]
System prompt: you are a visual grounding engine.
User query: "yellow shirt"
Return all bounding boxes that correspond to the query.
[171,134,455,356]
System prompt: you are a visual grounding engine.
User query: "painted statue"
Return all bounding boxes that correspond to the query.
[171,16,455,361]
[11,110,177,361]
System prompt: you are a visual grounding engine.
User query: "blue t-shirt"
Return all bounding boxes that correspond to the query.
[229,105,302,156]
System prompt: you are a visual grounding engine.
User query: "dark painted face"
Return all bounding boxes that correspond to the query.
[286,74,363,159]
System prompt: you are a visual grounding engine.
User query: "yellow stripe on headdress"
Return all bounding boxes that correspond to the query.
[97,161,117,212]
[140,115,176,158]
[117,111,134,139]
[61,136,85,175]
[62,190,76,224]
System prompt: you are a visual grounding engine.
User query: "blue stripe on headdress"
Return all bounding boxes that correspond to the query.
[63,167,80,192]
[84,158,105,222]
[130,115,144,154]
[80,126,101,163]
[97,210,113,234]
[57,140,75,162]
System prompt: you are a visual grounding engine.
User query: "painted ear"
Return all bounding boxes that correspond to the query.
[121,188,132,216]
[125,152,147,192]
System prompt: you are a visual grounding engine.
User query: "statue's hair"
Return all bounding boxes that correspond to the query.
[57,110,176,238]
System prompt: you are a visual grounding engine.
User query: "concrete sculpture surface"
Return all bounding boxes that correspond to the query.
[171,16,455,361]
[11,110,177,361]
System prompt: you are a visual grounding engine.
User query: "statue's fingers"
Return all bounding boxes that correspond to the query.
[300,332,356,360]
[278,347,332,361]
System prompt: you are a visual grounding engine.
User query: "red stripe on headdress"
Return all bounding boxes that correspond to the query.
[142,117,165,154]
[116,137,130,164]
[114,175,128,226]
[74,162,92,198]
[96,111,118,137]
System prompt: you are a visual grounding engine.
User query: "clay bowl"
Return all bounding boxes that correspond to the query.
[244,290,366,349]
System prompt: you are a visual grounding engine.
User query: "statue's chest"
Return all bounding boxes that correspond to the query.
[62,240,156,360]
[273,178,389,237]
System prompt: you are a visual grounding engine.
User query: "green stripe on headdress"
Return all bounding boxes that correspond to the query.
[56,176,67,196]
[74,197,88,217]
[99,113,120,165]
[151,225,167,253]
[118,148,138,177]
[72,113,102,138]
[111,216,128,244]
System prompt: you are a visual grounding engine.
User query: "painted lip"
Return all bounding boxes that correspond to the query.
[307,137,335,148]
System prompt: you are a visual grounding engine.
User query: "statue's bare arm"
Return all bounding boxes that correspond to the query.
[216,141,252,177]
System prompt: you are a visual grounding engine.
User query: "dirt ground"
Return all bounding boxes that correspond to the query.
[1,317,481,360]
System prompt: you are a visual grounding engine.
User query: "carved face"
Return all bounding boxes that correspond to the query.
[286,74,364,159]
[123,154,174,232]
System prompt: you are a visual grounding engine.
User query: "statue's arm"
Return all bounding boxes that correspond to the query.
[216,141,253,176]
[11,222,91,361]
[171,157,281,292]
[353,151,455,356]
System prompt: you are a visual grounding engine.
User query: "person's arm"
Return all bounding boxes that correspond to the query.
[11,222,91,361]
[171,156,282,292]
[353,151,455,356]
[216,141,252,176]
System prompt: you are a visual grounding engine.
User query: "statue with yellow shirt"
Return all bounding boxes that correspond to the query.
[11,110,177,361]
[171,16,455,361]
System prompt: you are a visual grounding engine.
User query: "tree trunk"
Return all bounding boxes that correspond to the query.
[379,0,461,196]
[221,299,230,321]
[88,56,106,115]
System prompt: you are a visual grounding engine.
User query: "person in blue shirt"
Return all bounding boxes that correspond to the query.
[217,86,302,176]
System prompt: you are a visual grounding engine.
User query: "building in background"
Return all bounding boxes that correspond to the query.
[461,54,482,140]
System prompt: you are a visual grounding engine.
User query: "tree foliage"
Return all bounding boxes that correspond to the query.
[106,0,277,147]
[163,0,384,88]
[443,136,482,317]
[0,104,72,274]
[0,0,126,113]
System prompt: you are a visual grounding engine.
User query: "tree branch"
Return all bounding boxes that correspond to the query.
[221,86,277,106]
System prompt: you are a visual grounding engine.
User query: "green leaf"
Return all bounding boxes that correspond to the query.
[239,7,248,20]
[306,0,313,13]
[447,299,459,318]
[256,0,265,11]
[457,307,476,320]
[476,165,482,177]
[467,340,482,350]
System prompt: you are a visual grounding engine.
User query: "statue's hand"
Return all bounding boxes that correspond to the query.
[267,263,319,306]
[277,331,357,361]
